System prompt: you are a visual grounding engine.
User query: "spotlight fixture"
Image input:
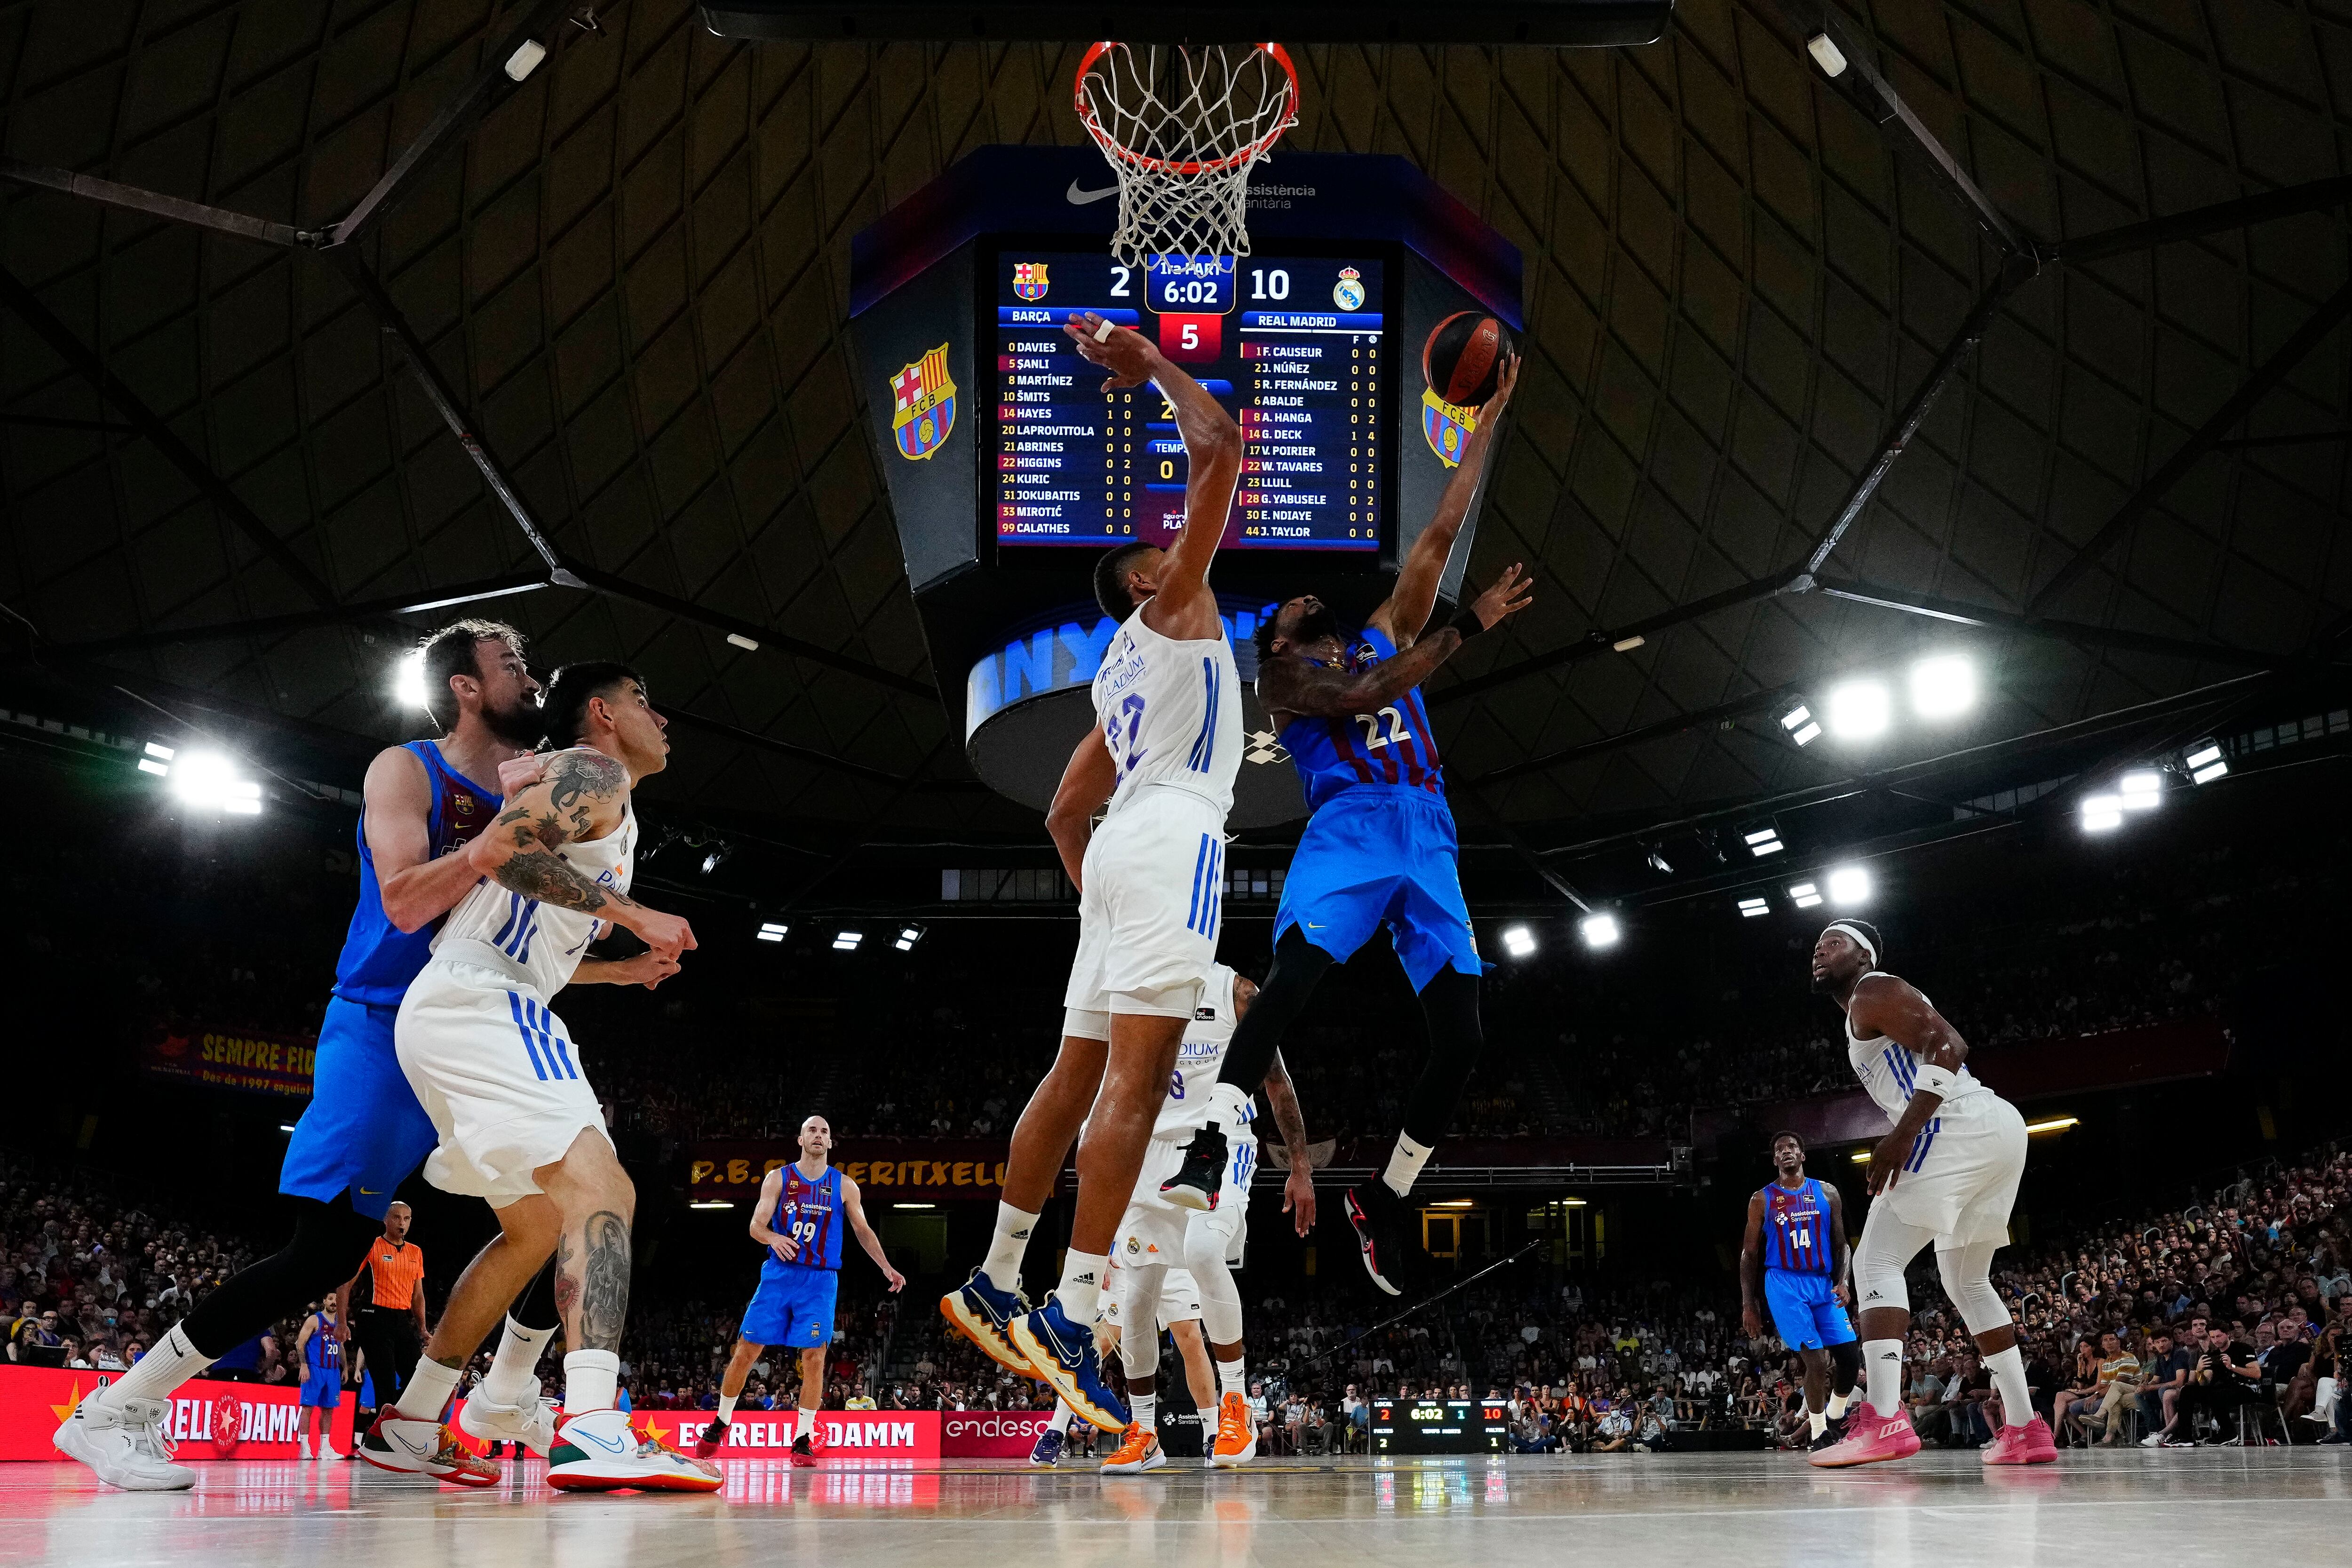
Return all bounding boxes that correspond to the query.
[1849,1149,1873,1164]
[2080,794,2123,833]
[1826,865,1872,907]
[1908,654,1976,719]
[1778,701,1821,747]
[394,651,429,709]
[2185,741,2228,785]
[1737,896,1769,918]
[169,751,262,815]
[700,843,733,875]
[2119,771,2162,811]
[278,1123,296,1134]
[2024,1116,2081,1135]
[689,1200,736,1210]
[832,930,863,951]
[1501,924,1537,959]
[1742,823,1784,858]
[1645,847,1674,876]
[138,740,175,778]
[893,924,925,952]
[755,922,789,943]
[1578,914,1620,950]
[1806,32,1849,76]
[1826,680,1891,740]
[1788,881,1824,910]
[892,1202,937,1211]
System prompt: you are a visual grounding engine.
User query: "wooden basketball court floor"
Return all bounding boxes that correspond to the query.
[8,1449,2349,1567]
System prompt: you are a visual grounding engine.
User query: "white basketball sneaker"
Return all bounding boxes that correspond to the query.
[53,1397,196,1491]
[546,1408,722,1493]
[459,1389,561,1456]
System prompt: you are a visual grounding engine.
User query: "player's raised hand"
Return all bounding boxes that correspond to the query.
[1065,311,1156,391]
[628,907,697,962]
[1284,1164,1318,1235]
[1866,1130,1909,1196]
[1467,562,1534,632]
[497,752,550,796]
[1478,352,1520,424]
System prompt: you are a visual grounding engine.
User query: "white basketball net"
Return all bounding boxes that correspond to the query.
[1075,43,1300,264]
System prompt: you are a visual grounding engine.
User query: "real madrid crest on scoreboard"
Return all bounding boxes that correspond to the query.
[846,145,1520,824]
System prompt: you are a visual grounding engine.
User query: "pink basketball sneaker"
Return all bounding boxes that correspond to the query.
[1807,1401,1922,1468]
[1981,1416,2058,1465]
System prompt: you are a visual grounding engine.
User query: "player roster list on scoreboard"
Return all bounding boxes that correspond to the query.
[991,250,1388,552]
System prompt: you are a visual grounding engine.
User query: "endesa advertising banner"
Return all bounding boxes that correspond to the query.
[940,1410,1055,1458]
[1,1366,353,1461]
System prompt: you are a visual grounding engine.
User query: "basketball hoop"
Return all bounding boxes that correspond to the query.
[1074,42,1299,263]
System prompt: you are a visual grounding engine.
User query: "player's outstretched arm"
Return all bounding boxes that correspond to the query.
[840,1176,907,1293]
[470,749,696,959]
[1738,1192,1767,1339]
[748,1168,795,1264]
[1369,355,1518,649]
[1260,563,1533,720]
[1065,310,1240,640]
[1044,728,1118,891]
[1263,1048,1318,1236]
[1852,976,1971,1195]
[572,951,682,989]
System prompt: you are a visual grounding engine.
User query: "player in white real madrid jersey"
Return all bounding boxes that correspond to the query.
[943,307,1246,1433]
[1097,962,1314,1472]
[1803,919,2057,1471]
[381,661,721,1494]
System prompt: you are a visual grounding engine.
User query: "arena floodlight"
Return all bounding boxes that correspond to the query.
[1501,924,1537,959]
[832,930,863,951]
[1778,701,1821,747]
[2185,742,2228,785]
[1578,914,1620,950]
[278,1123,296,1134]
[1825,680,1891,740]
[1788,881,1823,910]
[1743,824,1784,857]
[2024,1116,2081,1135]
[138,741,173,778]
[169,751,262,815]
[1645,848,1673,876]
[892,1202,937,1211]
[1737,896,1769,918]
[1826,865,1871,907]
[689,1201,736,1210]
[2080,794,2123,833]
[700,843,733,875]
[1807,33,1849,76]
[394,650,429,708]
[1908,655,1976,719]
[756,921,789,943]
[894,924,925,952]
[2119,771,2163,811]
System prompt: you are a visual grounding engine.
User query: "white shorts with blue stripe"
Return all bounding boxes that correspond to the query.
[1063,784,1228,1022]
[394,939,611,1207]
[1862,1091,2027,1250]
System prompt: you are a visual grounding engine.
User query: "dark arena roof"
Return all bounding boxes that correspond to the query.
[2,1,2347,919]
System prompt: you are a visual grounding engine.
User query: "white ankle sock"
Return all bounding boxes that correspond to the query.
[717,1392,740,1423]
[1863,1339,1903,1414]
[1129,1392,1156,1433]
[982,1202,1040,1294]
[1382,1135,1434,1197]
[563,1349,620,1415]
[1052,1397,1080,1431]
[1217,1356,1247,1398]
[479,1315,554,1408]
[1808,1408,1828,1439]
[394,1357,462,1423]
[1984,1345,2033,1427]
[1826,1388,1851,1420]
[1056,1250,1107,1323]
[98,1324,211,1408]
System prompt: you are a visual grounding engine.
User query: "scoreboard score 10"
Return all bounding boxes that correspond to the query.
[1368,1397,1509,1454]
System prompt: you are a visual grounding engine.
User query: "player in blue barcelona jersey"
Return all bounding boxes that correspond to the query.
[1157,357,1528,1296]
[1740,1131,1860,1451]
[697,1115,904,1466]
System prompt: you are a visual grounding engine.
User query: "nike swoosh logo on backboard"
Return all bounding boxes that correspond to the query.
[1066,181,1118,205]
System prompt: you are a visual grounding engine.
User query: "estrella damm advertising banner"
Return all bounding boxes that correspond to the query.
[140,1026,317,1098]
[688,1138,1012,1202]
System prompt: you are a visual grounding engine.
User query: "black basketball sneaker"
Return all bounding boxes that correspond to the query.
[1344,1179,1415,1296]
[1158,1125,1229,1211]
[1807,1411,1850,1454]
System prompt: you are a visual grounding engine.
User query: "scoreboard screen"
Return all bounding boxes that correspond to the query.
[989,247,1391,555]
[1369,1397,1509,1454]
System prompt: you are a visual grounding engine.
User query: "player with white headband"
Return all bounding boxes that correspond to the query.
[1804,918,2054,1468]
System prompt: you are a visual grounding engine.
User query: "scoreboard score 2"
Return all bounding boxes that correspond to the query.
[1369,1397,1509,1454]
[991,247,1391,555]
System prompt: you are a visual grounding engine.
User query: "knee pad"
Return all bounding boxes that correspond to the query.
[1935,1241,2011,1336]
[1828,1339,1863,1391]
[1851,1238,1917,1318]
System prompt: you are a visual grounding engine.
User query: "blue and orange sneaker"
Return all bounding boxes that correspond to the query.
[1027,1423,1066,1467]
[1009,1295,1128,1434]
[941,1267,1036,1377]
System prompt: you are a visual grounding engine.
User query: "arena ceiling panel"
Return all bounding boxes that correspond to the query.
[2,0,2346,859]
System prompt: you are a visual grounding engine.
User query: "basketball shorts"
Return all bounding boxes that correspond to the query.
[393,952,611,1206]
[741,1266,838,1349]
[279,995,440,1220]
[300,1370,342,1409]
[1064,784,1228,1026]
[1116,1130,1255,1263]
[1867,1093,2028,1249]
[1764,1271,1856,1352]
[1104,1263,1202,1335]
[1274,785,1482,991]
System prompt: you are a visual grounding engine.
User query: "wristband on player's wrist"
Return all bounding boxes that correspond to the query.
[1447,603,1488,641]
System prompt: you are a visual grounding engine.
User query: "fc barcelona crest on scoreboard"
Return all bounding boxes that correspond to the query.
[1012,262,1050,301]
[1420,387,1478,468]
[890,344,958,462]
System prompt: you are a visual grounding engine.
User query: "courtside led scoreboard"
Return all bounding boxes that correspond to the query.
[1370,1397,1510,1454]
[847,146,1521,824]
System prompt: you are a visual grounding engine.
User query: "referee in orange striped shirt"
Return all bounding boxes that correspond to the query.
[338,1202,429,1415]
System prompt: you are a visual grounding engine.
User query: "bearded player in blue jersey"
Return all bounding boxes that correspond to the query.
[1158,358,1527,1295]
